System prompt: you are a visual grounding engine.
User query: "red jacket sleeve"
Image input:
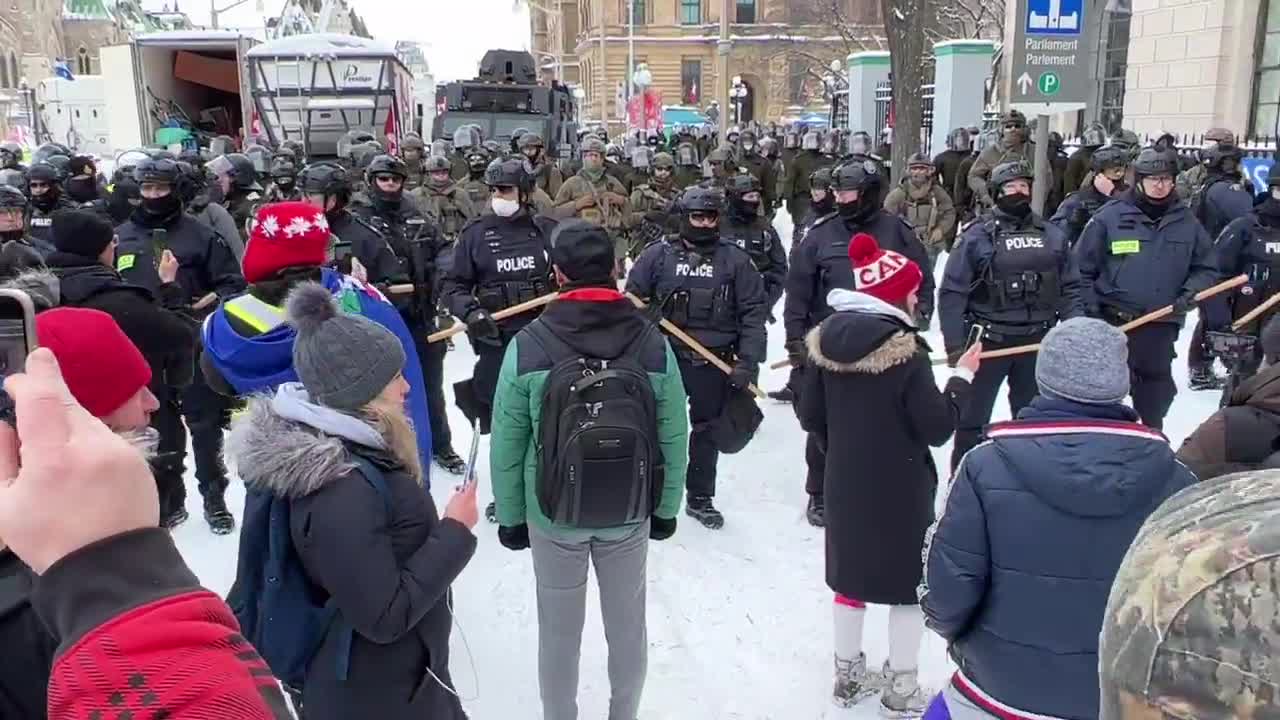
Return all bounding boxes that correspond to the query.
[32,528,291,719]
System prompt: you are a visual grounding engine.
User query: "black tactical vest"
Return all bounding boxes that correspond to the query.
[971,220,1061,332]
[475,220,553,313]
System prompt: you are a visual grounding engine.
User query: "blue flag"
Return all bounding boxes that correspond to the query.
[53,61,74,81]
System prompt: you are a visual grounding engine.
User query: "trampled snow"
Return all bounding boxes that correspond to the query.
[173,208,1222,718]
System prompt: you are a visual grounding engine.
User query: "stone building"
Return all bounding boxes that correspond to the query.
[532,0,884,129]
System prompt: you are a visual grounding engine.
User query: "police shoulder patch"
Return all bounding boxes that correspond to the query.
[349,213,386,238]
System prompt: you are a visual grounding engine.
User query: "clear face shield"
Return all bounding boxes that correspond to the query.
[632,146,653,170]
[801,132,820,151]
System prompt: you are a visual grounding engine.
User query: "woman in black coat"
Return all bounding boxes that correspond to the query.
[796,233,977,715]
[227,284,478,720]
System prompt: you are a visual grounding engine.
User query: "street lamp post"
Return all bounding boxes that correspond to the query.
[210,0,262,29]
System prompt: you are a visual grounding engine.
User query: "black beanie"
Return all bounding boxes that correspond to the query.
[549,219,615,286]
[52,209,114,259]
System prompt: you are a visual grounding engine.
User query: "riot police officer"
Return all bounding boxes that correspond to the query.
[932,128,971,209]
[115,157,245,534]
[460,147,493,208]
[400,132,428,191]
[1050,145,1129,249]
[207,152,262,249]
[940,161,1084,468]
[1065,123,1107,194]
[626,186,766,530]
[178,160,244,262]
[1190,143,1254,239]
[673,141,703,190]
[1207,162,1280,386]
[263,151,304,204]
[355,154,467,474]
[628,151,681,258]
[738,129,777,209]
[784,130,834,222]
[784,158,933,524]
[518,132,564,199]
[723,173,786,320]
[792,166,836,249]
[25,161,77,256]
[1076,148,1219,429]
[604,143,633,192]
[299,162,401,283]
[0,186,43,277]
[443,157,557,438]
[65,154,106,204]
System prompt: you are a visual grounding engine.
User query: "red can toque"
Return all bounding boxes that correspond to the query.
[241,201,332,284]
[35,307,152,418]
[847,232,923,306]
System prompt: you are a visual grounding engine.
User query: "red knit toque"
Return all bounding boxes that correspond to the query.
[35,308,152,418]
[847,232,923,305]
[241,201,331,283]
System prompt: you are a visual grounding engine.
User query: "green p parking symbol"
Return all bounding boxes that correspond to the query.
[1038,72,1061,96]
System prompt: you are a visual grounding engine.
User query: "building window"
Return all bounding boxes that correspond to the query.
[681,57,701,104]
[788,60,807,104]
[679,0,701,25]
[0,57,7,89]
[736,0,755,23]
[77,46,91,75]
[1099,11,1130,134]
[623,0,647,25]
[1253,0,1280,136]
[8,54,16,88]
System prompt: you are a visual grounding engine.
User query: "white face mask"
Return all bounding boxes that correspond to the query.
[492,197,520,217]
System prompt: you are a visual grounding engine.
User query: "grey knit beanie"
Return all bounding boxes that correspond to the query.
[286,282,406,411]
[1036,317,1130,405]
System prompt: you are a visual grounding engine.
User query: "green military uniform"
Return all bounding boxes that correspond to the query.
[554,170,633,262]
[883,179,956,265]
[627,177,679,258]
[967,139,1035,209]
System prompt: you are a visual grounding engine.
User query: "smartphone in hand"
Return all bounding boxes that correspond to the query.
[0,289,39,424]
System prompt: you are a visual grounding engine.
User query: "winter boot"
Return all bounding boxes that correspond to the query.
[807,494,825,528]
[435,448,467,475]
[1189,365,1225,391]
[161,507,189,530]
[685,495,724,530]
[203,495,235,535]
[485,501,498,523]
[833,653,885,708]
[768,386,795,403]
[879,665,930,718]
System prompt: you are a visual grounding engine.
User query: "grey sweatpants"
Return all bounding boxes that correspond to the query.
[530,521,650,720]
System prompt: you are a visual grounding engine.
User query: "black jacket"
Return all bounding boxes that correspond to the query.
[114,208,245,313]
[231,392,476,720]
[0,550,55,718]
[797,290,968,604]
[45,256,197,389]
[443,210,557,334]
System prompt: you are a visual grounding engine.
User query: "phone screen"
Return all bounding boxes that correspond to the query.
[0,317,28,378]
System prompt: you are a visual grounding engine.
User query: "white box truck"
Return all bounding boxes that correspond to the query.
[36,75,110,157]
[100,31,257,155]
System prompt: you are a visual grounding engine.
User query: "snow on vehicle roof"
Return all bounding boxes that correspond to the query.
[247,33,399,59]
[135,30,247,44]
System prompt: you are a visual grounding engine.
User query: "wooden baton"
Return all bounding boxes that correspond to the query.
[1230,287,1280,332]
[427,291,560,344]
[625,292,767,399]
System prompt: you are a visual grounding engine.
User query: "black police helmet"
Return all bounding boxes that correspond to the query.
[831,158,881,193]
[26,162,61,185]
[1131,148,1179,178]
[678,186,722,214]
[988,161,1034,197]
[299,162,351,196]
[0,185,26,210]
[1090,145,1130,174]
[133,157,181,185]
[810,167,833,190]
[484,157,529,191]
[726,173,761,196]
[365,155,408,183]
[1268,162,1280,189]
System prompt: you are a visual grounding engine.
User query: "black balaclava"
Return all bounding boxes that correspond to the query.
[680,214,719,246]
[812,192,835,216]
[1259,191,1280,226]
[137,190,183,227]
[836,191,879,225]
[30,184,62,213]
[108,180,140,225]
[995,191,1032,219]
[371,181,403,213]
[728,193,759,222]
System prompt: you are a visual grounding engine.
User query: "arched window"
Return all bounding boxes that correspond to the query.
[0,57,8,89]
[8,54,17,88]
[77,46,91,75]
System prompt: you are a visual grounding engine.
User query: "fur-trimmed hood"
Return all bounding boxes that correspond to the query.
[225,382,386,499]
[806,289,921,374]
[0,268,60,311]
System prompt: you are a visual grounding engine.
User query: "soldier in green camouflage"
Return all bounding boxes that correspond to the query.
[1100,470,1280,720]
[409,155,479,241]
[459,148,492,210]
[628,150,680,258]
[400,133,428,191]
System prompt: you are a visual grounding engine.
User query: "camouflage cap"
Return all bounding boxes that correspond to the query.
[1100,471,1280,720]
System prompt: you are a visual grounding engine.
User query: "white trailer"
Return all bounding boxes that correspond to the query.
[36,76,109,157]
[100,31,257,155]
[246,33,416,158]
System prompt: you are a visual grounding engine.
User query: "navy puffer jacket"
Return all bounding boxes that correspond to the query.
[920,395,1196,720]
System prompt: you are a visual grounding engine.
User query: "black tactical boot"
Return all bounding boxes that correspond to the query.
[435,449,467,475]
[768,386,795,403]
[203,495,235,535]
[485,501,498,523]
[161,507,190,530]
[1189,366,1225,391]
[807,494,826,528]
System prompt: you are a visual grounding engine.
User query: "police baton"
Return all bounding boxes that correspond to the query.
[1230,288,1280,332]
[924,274,1249,366]
[625,292,767,400]
[426,291,560,344]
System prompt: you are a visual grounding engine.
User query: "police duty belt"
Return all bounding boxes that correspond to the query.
[625,292,765,399]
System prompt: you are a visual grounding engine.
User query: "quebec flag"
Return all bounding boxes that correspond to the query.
[53,60,74,81]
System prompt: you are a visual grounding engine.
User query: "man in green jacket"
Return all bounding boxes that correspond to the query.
[489,220,689,720]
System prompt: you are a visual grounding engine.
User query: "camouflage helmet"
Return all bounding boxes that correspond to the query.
[517,132,544,151]
[707,145,734,164]
[906,152,933,170]
[1109,128,1141,151]
[652,152,676,170]
[580,137,607,156]
[1100,471,1280,720]
[401,134,427,153]
[1000,109,1027,128]
[1205,127,1235,144]
[423,155,453,173]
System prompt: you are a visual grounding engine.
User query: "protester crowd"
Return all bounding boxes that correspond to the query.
[0,115,1278,720]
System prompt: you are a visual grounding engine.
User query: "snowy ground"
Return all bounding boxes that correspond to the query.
[173,209,1222,719]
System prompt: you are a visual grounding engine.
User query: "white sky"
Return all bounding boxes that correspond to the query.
[143,0,531,81]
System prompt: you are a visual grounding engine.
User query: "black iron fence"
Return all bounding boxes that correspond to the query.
[874,80,935,154]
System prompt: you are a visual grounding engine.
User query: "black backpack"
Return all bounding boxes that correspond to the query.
[526,321,663,528]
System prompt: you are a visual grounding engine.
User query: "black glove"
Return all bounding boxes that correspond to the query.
[729,364,756,390]
[464,309,502,346]
[785,339,806,369]
[1173,291,1198,314]
[650,516,677,541]
[498,524,530,551]
[644,210,667,225]
[766,312,777,325]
